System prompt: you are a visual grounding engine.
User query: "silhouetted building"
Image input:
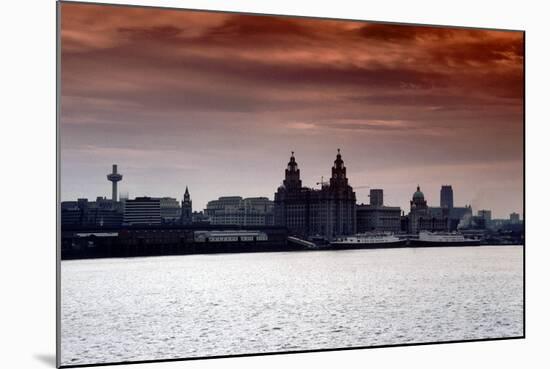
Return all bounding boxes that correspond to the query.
[192,211,211,224]
[440,185,453,209]
[61,197,122,227]
[181,186,193,225]
[408,185,447,233]
[356,205,401,233]
[478,209,492,224]
[123,197,161,226]
[460,215,487,230]
[206,196,274,226]
[356,189,401,233]
[369,189,384,207]
[274,150,356,240]
[510,212,520,224]
[430,199,472,231]
[159,197,181,224]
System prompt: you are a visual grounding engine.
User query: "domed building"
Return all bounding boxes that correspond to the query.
[411,185,427,210]
[407,185,447,233]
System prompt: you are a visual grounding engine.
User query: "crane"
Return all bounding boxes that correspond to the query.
[316,176,328,187]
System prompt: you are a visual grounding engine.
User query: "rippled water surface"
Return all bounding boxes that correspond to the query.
[61,246,523,365]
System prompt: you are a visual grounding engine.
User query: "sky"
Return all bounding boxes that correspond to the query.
[60,2,524,218]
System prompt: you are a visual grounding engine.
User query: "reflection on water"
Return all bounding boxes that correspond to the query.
[61,246,523,366]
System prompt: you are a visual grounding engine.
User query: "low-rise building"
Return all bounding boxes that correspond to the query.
[159,197,181,224]
[205,196,274,226]
[356,189,401,233]
[61,197,122,227]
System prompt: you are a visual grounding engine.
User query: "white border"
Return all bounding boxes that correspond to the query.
[2,1,548,368]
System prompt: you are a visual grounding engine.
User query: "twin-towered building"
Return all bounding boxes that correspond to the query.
[274,150,357,240]
[273,152,478,238]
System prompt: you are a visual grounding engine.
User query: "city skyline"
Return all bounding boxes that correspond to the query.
[62,158,521,220]
[60,3,524,219]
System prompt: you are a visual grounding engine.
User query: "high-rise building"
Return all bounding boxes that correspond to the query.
[510,212,520,224]
[369,189,384,207]
[440,185,454,209]
[123,197,161,225]
[181,186,193,225]
[274,149,356,240]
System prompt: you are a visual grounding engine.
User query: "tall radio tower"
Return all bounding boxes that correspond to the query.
[107,164,123,202]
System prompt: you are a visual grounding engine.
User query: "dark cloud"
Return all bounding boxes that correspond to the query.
[117,25,183,41]
[59,2,524,217]
[358,23,456,42]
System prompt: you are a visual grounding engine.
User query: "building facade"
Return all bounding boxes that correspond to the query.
[369,189,384,207]
[123,197,161,226]
[440,185,454,209]
[408,186,447,233]
[159,197,181,224]
[356,205,401,233]
[274,150,356,240]
[205,196,275,226]
[478,209,492,224]
[61,197,123,227]
[356,189,401,233]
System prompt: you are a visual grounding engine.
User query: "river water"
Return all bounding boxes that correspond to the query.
[60,246,523,366]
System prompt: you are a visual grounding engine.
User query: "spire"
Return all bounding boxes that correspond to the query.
[181,186,192,225]
[287,150,298,172]
[333,148,344,169]
[330,148,348,187]
[283,151,301,190]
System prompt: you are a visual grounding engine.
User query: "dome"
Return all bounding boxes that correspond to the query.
[413,185,424,200]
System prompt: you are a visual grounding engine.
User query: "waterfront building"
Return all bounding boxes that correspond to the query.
[356,205,401,233]
[181,186,193,225]
[407,186,447,233]
[159,197,181,224]
[61,197,123,227]
[123,197,161,226]
[274,150,356,240]
[356,189,401,233]
[205,196,274,226]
